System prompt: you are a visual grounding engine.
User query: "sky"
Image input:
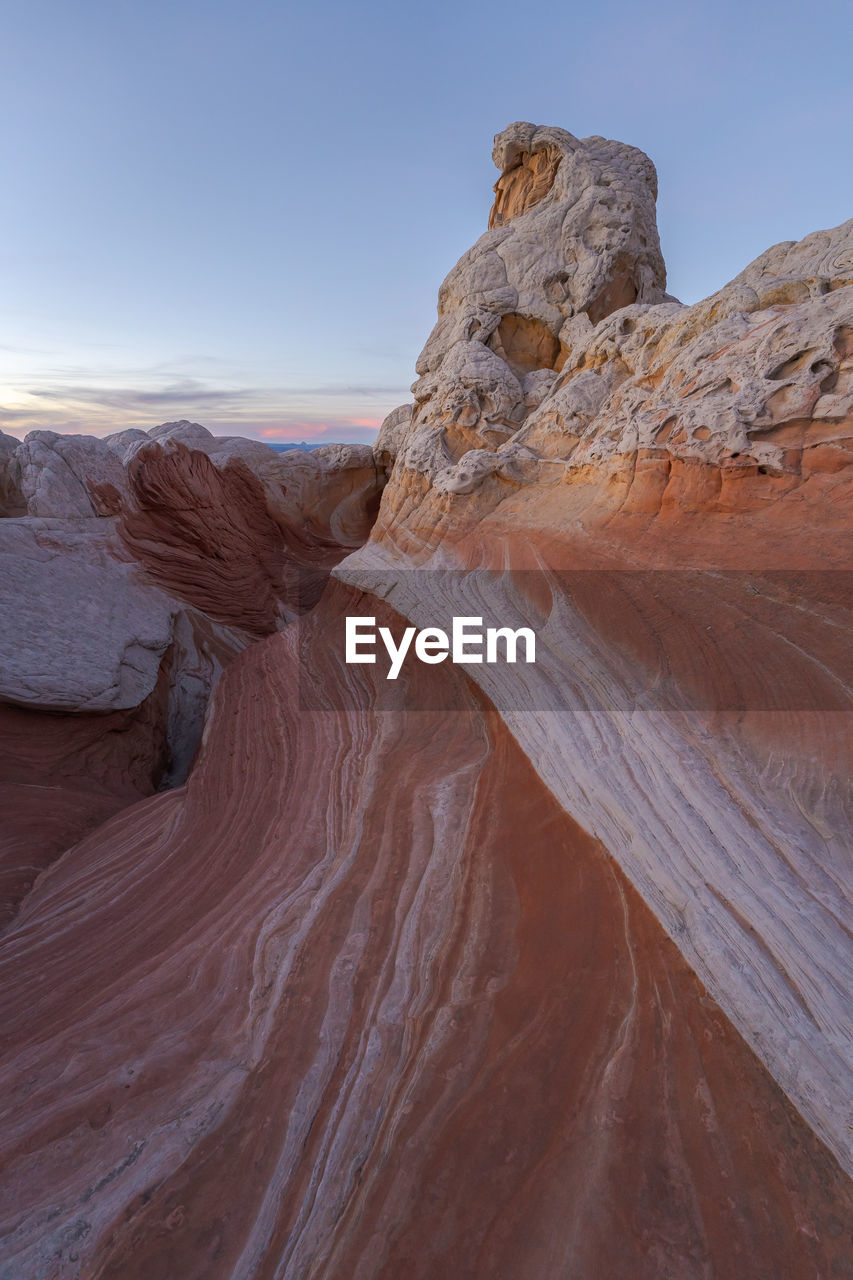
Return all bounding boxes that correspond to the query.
[0,0,850,443]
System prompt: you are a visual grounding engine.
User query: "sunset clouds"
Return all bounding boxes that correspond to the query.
[0,351,400,441]
[2,1,848,446]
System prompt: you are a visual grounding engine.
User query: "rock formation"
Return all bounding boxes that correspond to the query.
[355,127,853,1180]
[405,124,670,474]
[0,422,385,924]
[0,124,851,1278]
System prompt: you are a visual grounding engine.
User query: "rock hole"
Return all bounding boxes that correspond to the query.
[488,313,563,378]
[488,146,561,228]
[767,350,816,380]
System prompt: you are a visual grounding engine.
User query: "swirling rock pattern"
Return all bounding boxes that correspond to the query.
[0,425,385,925]
[1,123,852,1277]
[364,131,853,1180]
[0,584,850,1279]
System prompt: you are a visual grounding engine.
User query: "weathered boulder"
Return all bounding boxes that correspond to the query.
[0,515,252,923]
[253,442,384,549]
[0,516,249,716]
[375,402,413,461]
[103,427,151,462]
[17,430,130,517]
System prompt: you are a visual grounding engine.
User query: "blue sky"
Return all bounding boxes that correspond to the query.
[1,0,850,442]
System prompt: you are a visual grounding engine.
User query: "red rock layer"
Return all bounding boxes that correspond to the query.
[0,582,849,1279]
[373,439,853,571]
[118,443,385,635]
[0,673,170,929]
[362,444,853,1168]
[1,439,380,927]
[118,443,293,635]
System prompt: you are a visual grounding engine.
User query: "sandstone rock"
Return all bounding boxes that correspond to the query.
[0,428,18,456]
[343,138,853,1178]
[105,422,275,468]
[398,125,851,506]
[1,121,851,1280]
[0,439,174,913]
[118,442,295,634]
[432,442,539,495]
[205,435,280,466]
[0,513,249,737]
[0,584,849,1280]
[375,402,413,460]
[0,518,176,711]
[103,427,151,461]
[727,217,853,307]
[0,416,386,926]
[251,441,385,552]
[403,122,671,475]
[17,430,130,517]
[0,394,388,947]
[0,515,252,923]
[505,225,853,481]
[402,217,852,499]
[1,419,386,894]
[145,420,277,469]
[0,687,172,928]
[114,438,383,632]
[413,340,525,461]
[116,424,386,572]
[147,418,218,449]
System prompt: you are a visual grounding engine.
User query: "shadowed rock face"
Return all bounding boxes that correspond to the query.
[119,443,293,637]
[0,679,171,927]
[0,584,850,1280]
[1,123,852,1278]
[117,437,386,632]
[488,144,560,228]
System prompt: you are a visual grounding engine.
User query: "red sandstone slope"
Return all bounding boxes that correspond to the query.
[0,583,850,1280]
[0,431,385,928]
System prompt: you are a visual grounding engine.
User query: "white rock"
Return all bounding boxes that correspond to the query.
[17,431,129,517]
[0,518,175,710]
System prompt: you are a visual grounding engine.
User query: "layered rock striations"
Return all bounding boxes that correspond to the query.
[0,424,385,923]
[0,123,851,1278]
[354,124,853,1177]
[1,585,852,1279]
